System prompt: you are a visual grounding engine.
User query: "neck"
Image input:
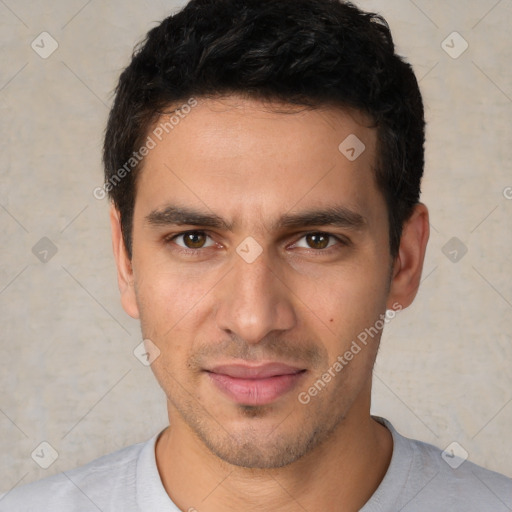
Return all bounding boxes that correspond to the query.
[155,399,393,512]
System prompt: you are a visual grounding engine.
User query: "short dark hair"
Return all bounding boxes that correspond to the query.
[103,0,425,260]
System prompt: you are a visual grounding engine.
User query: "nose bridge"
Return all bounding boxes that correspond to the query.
[215,246,295,343]
[234,250,273,304]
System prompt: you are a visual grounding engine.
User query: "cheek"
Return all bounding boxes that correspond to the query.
[135,258,210,327]
[293,257,389,332]
[134,260,219,372]
[289,265,390,383]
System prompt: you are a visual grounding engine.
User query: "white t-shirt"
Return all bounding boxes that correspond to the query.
[1,417,511,511]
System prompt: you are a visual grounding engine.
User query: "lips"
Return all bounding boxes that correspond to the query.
[208,362,304,379]
[205,362,306,406]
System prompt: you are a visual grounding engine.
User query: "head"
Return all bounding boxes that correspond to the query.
[105,0,429,469]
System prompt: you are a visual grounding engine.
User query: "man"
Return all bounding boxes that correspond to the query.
[2,0,511,510]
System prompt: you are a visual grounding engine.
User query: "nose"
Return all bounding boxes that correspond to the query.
[214,244,296,345]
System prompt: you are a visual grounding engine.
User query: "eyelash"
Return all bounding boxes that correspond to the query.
[163,230,349,256]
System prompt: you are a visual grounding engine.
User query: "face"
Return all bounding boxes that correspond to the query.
[111,96,424,469]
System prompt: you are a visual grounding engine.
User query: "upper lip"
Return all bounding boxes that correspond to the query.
[206,362,305,379]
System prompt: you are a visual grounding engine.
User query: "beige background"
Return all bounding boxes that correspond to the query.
[0,0,511,494]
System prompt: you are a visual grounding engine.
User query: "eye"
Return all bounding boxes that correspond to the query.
[170,231,216,250]
[293,232,343,250]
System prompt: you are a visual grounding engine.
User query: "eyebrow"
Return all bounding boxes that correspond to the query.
[145,205,233,230]
[272,206,367,231]
[145,204,367,232]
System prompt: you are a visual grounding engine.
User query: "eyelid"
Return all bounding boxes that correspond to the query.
[163,229,349,253]
[289,231,349,250]
[165,230,216,250]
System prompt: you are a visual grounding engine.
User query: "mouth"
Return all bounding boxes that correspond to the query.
[204,362,307,406]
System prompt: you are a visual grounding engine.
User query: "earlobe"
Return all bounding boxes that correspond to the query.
[109,206,140,319]
[386,203,430,310]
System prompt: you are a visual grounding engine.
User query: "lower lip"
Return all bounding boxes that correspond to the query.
[206,371,306,406]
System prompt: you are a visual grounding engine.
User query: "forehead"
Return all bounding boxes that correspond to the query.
[134,96,384,232]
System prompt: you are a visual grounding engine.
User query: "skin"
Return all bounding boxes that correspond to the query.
[110,96,429,511]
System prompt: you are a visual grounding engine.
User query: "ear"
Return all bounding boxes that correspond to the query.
[386,203,430,310]
[110,206,140,319]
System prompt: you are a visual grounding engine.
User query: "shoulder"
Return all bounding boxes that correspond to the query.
[0,440,146,512]
[381,418,512,511]
[406,435,511,509]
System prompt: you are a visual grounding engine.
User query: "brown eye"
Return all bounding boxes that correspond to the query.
[171,231,214,250]
[305,233,331,249]
[183,232,207,248]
